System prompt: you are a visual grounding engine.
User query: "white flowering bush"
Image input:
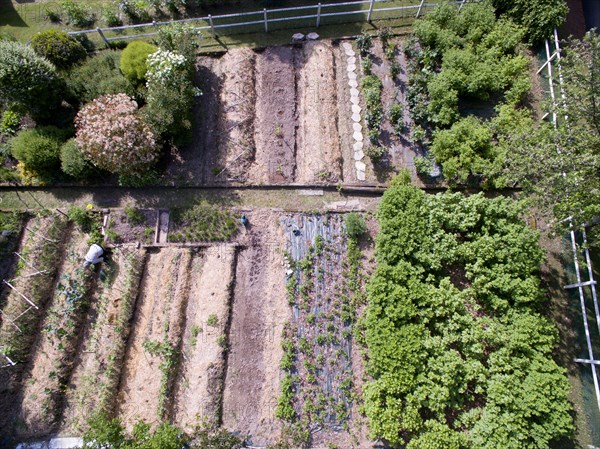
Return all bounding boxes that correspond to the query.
[144,49,199,141]
[146,49,187,88]
[75,94,159,175]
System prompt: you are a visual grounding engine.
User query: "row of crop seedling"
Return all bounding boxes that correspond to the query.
[277,222,357,440]
[169,203,239,243]
[0,212,27,281]
[355,30,407,164]
[39,245,97,427]
[142,325,179,420]
[97,251,145,414]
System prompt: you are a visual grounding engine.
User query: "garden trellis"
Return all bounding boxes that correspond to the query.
[0,225,59,368]
[540,28,600,413]
[66,0,474,47]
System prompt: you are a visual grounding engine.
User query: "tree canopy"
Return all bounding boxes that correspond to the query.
[505,31,600,230]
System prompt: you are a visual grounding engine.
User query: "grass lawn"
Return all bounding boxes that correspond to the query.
[0,0,421,46]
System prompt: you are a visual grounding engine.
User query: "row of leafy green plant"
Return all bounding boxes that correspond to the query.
[0,22,199,185]
[406,2,536,186]
[362,180,573,448]
[356,28,407,166]
[82,412,244,449]
[356,32,387,163]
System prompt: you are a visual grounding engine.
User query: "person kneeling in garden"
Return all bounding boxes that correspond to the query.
[83,244,104,268]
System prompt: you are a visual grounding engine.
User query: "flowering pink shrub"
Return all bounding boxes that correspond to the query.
[75,93,159,175]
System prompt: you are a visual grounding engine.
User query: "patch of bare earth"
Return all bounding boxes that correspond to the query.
[16,229,92,438]
[60,248,145,434]
[249,47,297,184]
[106,209,156,245]
[172,246,236,430]
[295,41,342,184]
[222,210,289,446]
[213,49,257,183]
[117,248,191,431]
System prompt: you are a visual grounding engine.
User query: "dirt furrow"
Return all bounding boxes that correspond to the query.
[215,48,257,183]
[172,246,236,431]
[60,248,145,434]
[222,211,288,445]
[250,46,297,184]
[117,248,192,431]
[296,41,342,184]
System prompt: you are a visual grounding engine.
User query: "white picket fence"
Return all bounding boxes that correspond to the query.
[67,0,472,46]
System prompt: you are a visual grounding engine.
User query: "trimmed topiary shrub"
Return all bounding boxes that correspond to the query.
[31,30,87,70]
[60,138,95,179]
[0,41,64,118]
[120,41,158,84]
[75,94,159,176]
[10,126,68,176]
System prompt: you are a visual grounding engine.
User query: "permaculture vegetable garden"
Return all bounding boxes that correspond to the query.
[1,0,599,447]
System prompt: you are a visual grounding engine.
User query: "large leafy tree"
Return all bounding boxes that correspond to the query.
[505,31,600,229]
[492,0,568,44]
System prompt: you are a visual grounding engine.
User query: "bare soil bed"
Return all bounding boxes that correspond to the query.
[167,56,222,184]
[222,210,289,446]
[60,248,146,434]
[167,40,351,186]
[249,46,297,184]
[105,209,156,245]
[117,248,192,431]
[172,246,236,430]
[214,49,257,183]
[15,229,95,438]
[296,41,343,184]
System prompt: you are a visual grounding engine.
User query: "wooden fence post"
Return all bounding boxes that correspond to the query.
[96,27,110,48]
[416,0,426,18]
[208,14,215,36]
[316,3,322,27]
[263,8,268,33]
[367,0,375,22]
